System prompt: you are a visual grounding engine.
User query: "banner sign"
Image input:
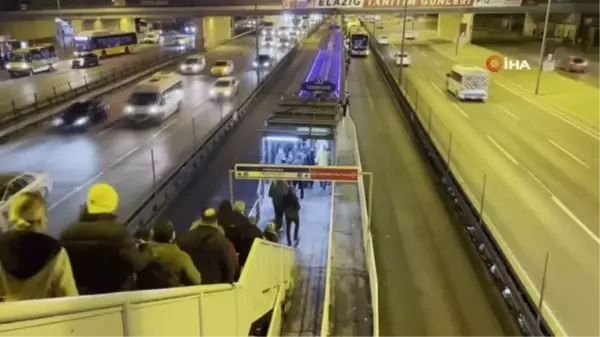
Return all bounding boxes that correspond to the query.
[301,76,335,92]
[234,164,359,182]
[472,0,522,7]
[314,0,364,7]
[315,0,522,7]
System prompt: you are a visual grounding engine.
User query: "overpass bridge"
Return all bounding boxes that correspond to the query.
[0,0,598,20]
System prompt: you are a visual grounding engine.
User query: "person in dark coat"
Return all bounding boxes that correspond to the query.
[263,222,279,243]
[60,183,149,295]
[231,201,263,268]
[269,180,289,230]
[178,208,236,284]
[0,192,78,301]
[282,187,301,247]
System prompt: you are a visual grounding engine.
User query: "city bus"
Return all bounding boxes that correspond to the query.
[347,27,369,57]
[73,30,138,59]
[5,44,59,77]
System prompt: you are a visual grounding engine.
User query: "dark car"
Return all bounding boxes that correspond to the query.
[71,53,100,69]
[51,99,109,129]
[253,54,272,69]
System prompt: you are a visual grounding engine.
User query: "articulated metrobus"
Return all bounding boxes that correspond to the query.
[73,30,138,58]
[347,27,369,57]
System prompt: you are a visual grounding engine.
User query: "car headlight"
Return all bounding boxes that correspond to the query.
[20,63,29,68]
[263,62,270,67]
[192,64,200,70]
[149,105,159,114]
[124,105,134,114]
[210,89,216,95]
[74,117,88,126]
[224,90,232,96]
[180,65,186,71]
[77,58,84,63]
[253,61,258,67]
[5,64,12,69]
[52,117,63,126]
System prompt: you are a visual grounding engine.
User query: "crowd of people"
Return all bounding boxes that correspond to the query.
[0,182,281,302]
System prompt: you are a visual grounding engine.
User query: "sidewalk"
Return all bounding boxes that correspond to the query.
[329,118,372,336]
[428,41,600,127]
[257,182,332,335]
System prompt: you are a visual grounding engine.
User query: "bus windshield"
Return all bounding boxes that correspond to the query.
[74,40,92,52]
[350,35,368,50]
[129,92,159,105]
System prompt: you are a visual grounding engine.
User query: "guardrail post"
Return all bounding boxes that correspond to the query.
[150,148,157,189]
[477,174,487,227]
[427,107,432,135]
[220,102,224,120]
[192,116,196,144]
[11,100,16,115]
[446,134,453,172]
[33,93,38,108]
[67,81,72,92]
[536,252,550,326]
[52,86,57,99]
[98,71,103,83]
[83,76,88,89]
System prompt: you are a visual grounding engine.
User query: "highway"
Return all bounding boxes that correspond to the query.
[372,15,599,336]
[0,44,175,114]
[161,28,328,233]
[348,46,517,336]
[0,34,290,237]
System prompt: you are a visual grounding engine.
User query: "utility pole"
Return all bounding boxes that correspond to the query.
[534,0,552,95]
[398,0,409,79]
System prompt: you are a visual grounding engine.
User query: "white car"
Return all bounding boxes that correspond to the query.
[179,55,205,74]
[142,32,160,44]
[405,31,417,40]
[377,36,389,45]
[0,172,52,231]
[210,76,240,99]
[394,52,412,66]
[376,22,384,29]
[210,60,234,76]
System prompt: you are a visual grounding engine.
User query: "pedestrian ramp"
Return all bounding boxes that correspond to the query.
[0,239,296,336]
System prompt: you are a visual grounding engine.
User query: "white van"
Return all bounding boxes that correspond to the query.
[445,65,489,102]
[5,44,59,78]
[124,72,183,123]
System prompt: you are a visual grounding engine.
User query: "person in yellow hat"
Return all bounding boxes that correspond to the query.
[0,192,78,301]
[60,183,149,294]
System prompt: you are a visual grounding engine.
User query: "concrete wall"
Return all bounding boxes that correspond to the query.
[202,16,233,50]
[437,13,474,44]
[70,18,136,33]
[0,20,57,41]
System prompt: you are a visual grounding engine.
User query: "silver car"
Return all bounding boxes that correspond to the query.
[559,56,588,73]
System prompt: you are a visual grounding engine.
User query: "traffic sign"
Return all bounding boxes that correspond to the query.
[234,164,359,182]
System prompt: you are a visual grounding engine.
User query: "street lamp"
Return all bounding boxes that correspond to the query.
[398,0,409,80]
[534,0,552,95]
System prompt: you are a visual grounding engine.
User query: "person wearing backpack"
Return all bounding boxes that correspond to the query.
[137,219,201,289]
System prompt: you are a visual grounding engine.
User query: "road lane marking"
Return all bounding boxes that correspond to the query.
[552,196,600,245]
[48,172,103,211]
[148,118,178,142]
[494,81,600,140]
[96,124,117,137]
[416,69,425,77]
[432,83,444,95]
[425,120,566,336]
[432,60,440,67]
[525,169,553,195]
[487,135,519,165]
[496,104,520,120]
[548,139,590,168]
[110,147,139,169]
[452,103,470,119]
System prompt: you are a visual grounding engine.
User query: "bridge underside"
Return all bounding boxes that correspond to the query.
[0,3,597,20]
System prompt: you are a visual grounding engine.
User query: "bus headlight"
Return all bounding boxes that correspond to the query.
[124,105,134,114]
